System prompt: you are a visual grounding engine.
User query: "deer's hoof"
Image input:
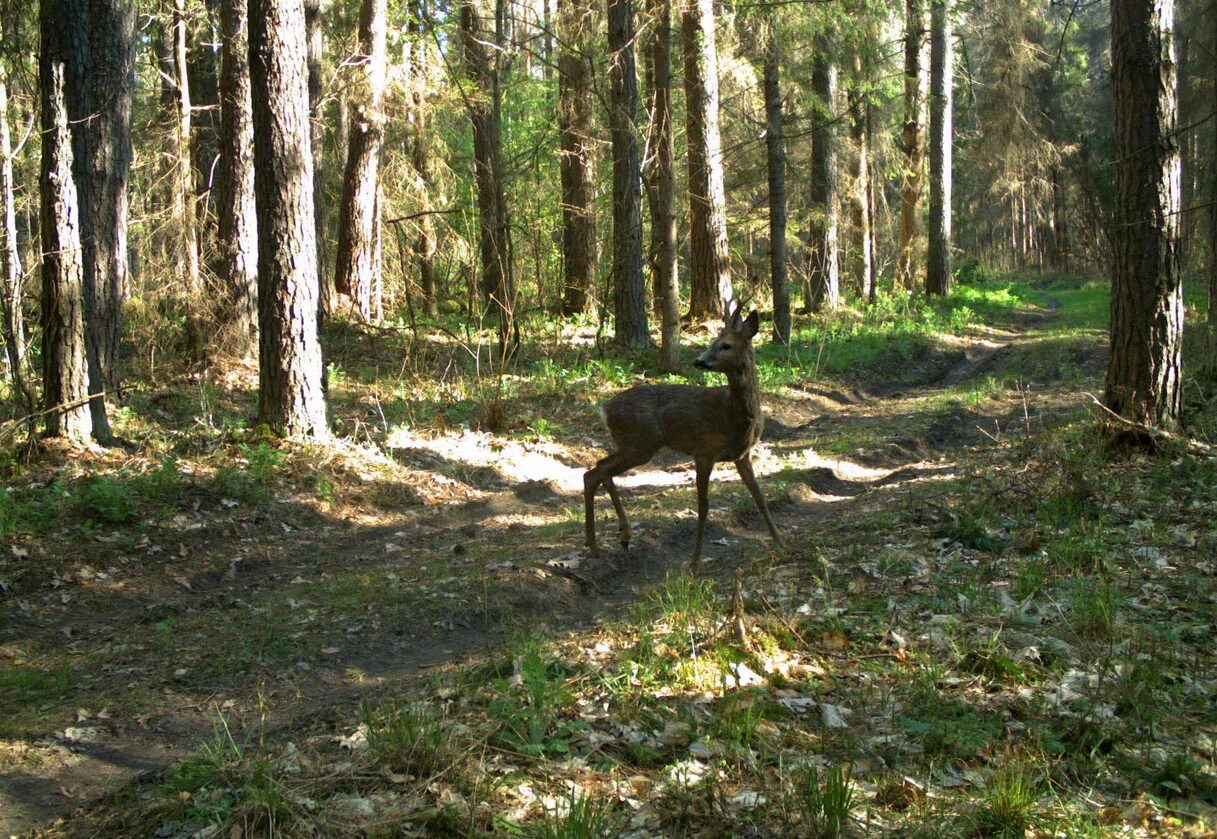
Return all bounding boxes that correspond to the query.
[620,538,630,551]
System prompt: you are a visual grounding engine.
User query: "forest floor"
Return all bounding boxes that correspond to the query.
[3,275,1216,837]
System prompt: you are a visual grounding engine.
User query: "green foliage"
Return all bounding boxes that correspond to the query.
[361,701,450,778]
[974,764,1037,838]
[1067,579,1122,638]
[489,633,580,756]
[784,762,855,839]
[510,792,622,839]
[76,476,138,524]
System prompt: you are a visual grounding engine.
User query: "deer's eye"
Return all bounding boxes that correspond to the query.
[720,343,732,351]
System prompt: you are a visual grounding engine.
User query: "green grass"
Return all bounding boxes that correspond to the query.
[0,661,72,737]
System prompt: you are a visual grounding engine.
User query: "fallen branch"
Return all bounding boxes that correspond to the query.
[1083,392,1215,457]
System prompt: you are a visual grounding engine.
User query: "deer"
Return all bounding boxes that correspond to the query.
[583,304,782,573]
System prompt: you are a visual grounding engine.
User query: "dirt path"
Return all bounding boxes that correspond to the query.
[1,297,1083,836]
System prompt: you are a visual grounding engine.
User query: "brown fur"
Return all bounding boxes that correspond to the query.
[583,307,782,572]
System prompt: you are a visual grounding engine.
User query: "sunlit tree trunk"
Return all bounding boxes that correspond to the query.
[682,0,733,319]
[645,0,679,368]
[40,0,92,441]
[848,53,874,303]
[608,0,649,346]
[896,0,927,290]
[249,0,328,439]
[218,0,258,356]
[305,0,329,313]
[0,70,31,412]
[925,0,953,296]
[1105,0,1182,432]
[557,0,596,316]
[461,0,514,354]
[806,53,839,312]
[763,29,789,343]
[334,0,386,321]
[408,0,437,315]
[172,0,200,295]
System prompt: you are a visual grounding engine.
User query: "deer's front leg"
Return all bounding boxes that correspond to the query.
[604,478,631,549]
[736,455,781,547]
[690,459,712,574]
[583,467,602,555]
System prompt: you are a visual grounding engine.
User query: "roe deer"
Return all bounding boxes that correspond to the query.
[583,305,782,573]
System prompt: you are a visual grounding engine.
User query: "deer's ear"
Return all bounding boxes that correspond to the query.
[743,310,759,339]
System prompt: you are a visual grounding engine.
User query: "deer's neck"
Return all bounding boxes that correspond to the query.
[726,351,762,428]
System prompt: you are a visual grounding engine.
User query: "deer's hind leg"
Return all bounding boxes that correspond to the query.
[736,455,781,547]
[584,450,650,555]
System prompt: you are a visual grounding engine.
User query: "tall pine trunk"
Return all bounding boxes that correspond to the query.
[848,53,874,302]
[557,0,596,316]
[461,0,514,355]
[645,0,679,368]
[218,0,258,356]
[1105,0,1182,432]
[249,0,328,439]
[0,71,31,413]
[305,0,329,311]
[764,29,789,343]
[172,0,201,295]
[408,0,437,315]
[682,0,733,319]
[40,0,92,441]
[925,0,953,296]
[806,53,839,312]
[608,0,649,346]
[334,0,387,321]
[896,0,927,290]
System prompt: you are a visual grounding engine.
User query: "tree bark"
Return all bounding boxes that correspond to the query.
[305,0,329,311]
[334,0,387,321]
[848,53,873,303]
[608,0,649,346]
[644,0,679,367]
[40,0,92,441]
[461,0,514,354]
[806,53,839,312]
[1050,165,1067,269]
[763,29,789,343]
[1104,0,1182,432]
[682,0,733,319]
[249,0,329,439]
[0,71,31,412]
[172,0,201,295]
[896,0,927,291]
[557,0,596,316]
[408,0,437,315]
[218,0,258,356]
[925,0,953,296]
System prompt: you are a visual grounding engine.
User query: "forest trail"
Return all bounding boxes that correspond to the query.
[1,291,1098,837]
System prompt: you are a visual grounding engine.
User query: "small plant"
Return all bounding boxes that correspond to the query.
[489,633,579,755]
[956,632,1024,683]
[515,791,622,838]
[974,764,1037,837]
[361,701,449,778]
[938,503,1001,553]
[1068,579,1122,638]
[76,476,137,524]
[132,455,185,503]
[644,573,718,638]
[785,762,855,838]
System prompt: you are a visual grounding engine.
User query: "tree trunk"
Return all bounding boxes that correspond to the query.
[305,0,329,311]
[172,0,201,295]
[925,0,953,296]
[1050,164,1067,269]
[682,0,733,319]
[218,0,258,356]
[1209,2,1217,333]
[557,0,596,317]
[763,29,789,343]
[896,0,927,290]
[848,53,873,302]
[461,0,514,354]
[0,71,31,412]
[249,0,328,439]
[334,0,387,321]
[408,0,437,315]
[1105,0,1182,432]
[645,0,679,368]
[806,53,839,312]
[608,0,649,346]
[40,0,92,441]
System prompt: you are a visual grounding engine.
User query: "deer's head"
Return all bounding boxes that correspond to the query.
[695,304,760,372]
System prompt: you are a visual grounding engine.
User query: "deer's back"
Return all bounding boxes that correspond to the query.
[601,384,761,462]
